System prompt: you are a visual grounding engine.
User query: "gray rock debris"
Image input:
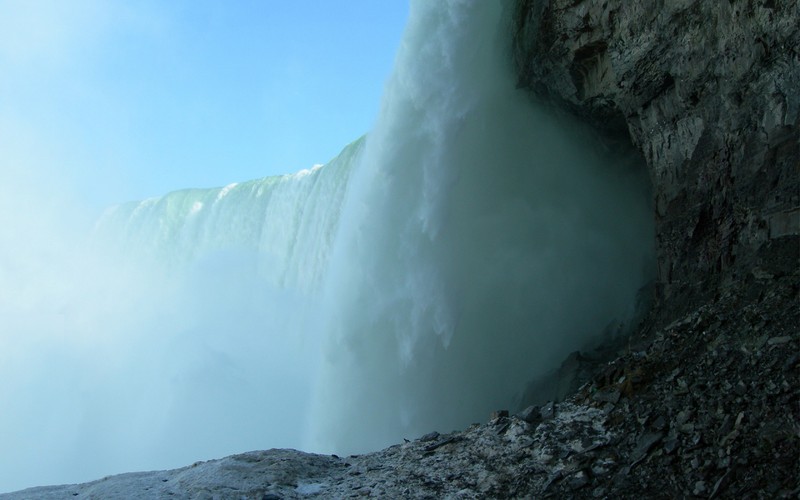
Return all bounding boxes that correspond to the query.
[1,403,613,499]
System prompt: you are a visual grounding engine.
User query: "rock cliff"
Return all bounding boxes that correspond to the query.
[2,1,797,498]
[513,0,799,313]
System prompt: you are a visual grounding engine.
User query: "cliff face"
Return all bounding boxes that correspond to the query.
[513,0,799,311]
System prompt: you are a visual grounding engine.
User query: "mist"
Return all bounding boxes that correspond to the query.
[0,215,295,491]
[0,0,653,493]
[0,136,361,491]
[307,1,654,453]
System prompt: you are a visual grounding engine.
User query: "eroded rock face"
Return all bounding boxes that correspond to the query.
[513,0,799,307]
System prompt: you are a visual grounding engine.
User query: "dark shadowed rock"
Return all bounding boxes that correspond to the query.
[540,401,555,420]
[489,409,509,420]
[517,405,540,423]
[419,431,440,442]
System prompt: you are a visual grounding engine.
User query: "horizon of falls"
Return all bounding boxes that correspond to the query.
[0,0,654,493]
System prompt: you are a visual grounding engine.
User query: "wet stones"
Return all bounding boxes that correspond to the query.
[516,405,541,424]
[630,432,664,467]
[592,389,621,404]
[540,401,555,420]
[419,431,440,442]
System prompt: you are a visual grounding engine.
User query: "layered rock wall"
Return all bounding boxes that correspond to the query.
[513,0,799,311]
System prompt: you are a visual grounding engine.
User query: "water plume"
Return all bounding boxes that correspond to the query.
[307,0,654,453]
[0,0,653,492]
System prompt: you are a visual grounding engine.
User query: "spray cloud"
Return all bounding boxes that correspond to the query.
[0,0,653,492]
[307,0,654,452]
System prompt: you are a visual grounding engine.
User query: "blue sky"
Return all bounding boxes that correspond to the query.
[0,0,408,210]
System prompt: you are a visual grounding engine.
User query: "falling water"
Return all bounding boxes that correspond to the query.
[307,0,653,453]
[0,0,653,493]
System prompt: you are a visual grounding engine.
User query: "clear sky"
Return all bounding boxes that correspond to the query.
[0,0,408,211]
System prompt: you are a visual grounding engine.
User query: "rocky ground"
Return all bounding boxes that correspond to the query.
[538,258,799,498]
[6,259,796,499]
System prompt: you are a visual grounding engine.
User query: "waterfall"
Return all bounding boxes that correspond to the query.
[307,0,653,453]
[0,140,366,491]
[95,136,363,291]
[0,0,653,493]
